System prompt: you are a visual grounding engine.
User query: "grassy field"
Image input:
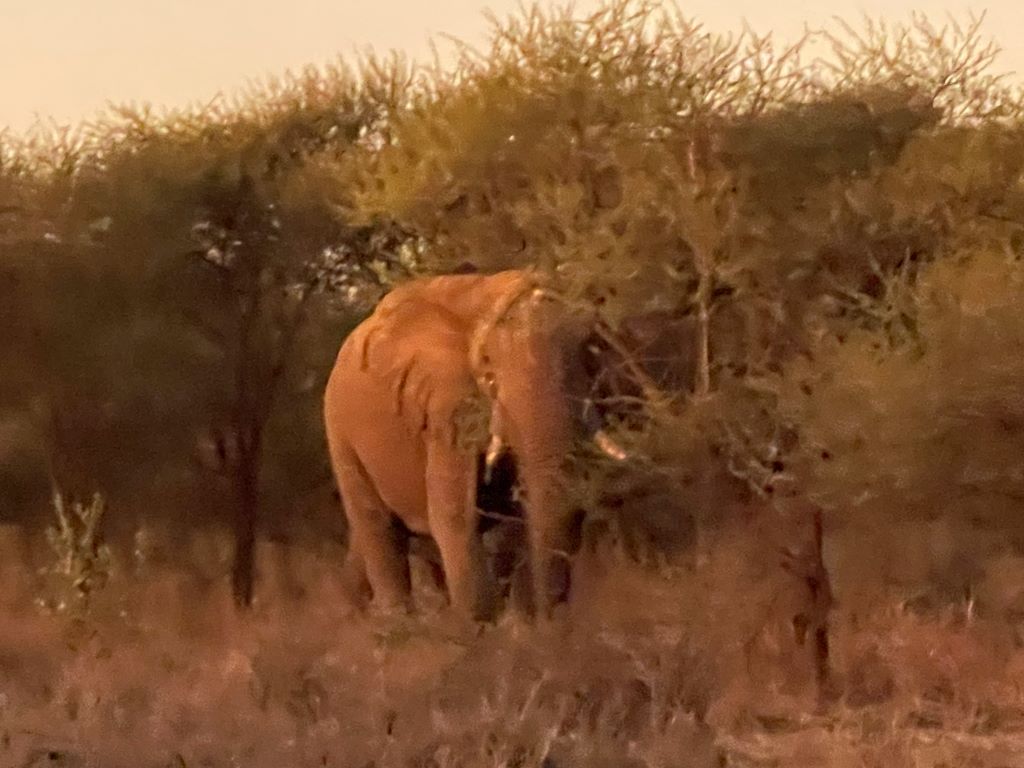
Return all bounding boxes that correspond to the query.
[4,506,1024,768]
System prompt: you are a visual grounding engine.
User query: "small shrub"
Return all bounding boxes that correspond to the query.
[37,489,111,616]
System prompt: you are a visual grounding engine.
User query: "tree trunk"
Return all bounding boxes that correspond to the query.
[809,505,834,705]
[780,498,834,707]
[693,251,712,400]
[231,428,262,608]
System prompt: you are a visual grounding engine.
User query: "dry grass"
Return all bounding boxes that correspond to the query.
[3,517,1024,768]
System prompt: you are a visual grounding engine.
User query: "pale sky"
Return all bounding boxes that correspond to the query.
[1,0,1020,133]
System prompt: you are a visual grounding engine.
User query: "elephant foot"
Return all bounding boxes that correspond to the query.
[337,598,367,623]
[471,582,506,626]
[501,554,537,620]
[371,597,415,621]
[507,575,535,620]
[339,583,371,616]
[493,605,534,639]
[339,557,372,613]
[524,607,573,646]
[546,556,573,606]
[436,609,488,645]
[369,609,425,648]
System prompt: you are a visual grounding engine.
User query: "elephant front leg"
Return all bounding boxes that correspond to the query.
[518,465,575,621]
[529,521,572,620]
[426,447,493,622]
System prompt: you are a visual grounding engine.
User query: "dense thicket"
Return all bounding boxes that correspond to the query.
[4,0,1024,609]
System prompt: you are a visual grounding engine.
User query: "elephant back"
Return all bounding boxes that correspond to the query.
[350,298,489,451]
[376,270,540,330]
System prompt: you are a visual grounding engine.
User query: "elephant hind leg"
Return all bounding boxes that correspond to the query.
[332,445,413,615]
[340,546,371,612]
[408,534,448,594]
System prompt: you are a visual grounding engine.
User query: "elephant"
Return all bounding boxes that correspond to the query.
[322,269,626,622]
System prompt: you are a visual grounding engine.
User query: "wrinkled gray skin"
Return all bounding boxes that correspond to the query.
[323,270,621,622]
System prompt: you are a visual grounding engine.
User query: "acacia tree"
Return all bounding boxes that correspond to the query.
[333,1,975,508]
[185,147,413,606]
[124,66,416,607]
[2,61,417,607]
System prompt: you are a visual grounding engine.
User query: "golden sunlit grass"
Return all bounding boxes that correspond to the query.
[5,521,1024,767]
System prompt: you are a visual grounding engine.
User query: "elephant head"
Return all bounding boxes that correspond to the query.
[470,280,628,475]
[460,271,627,617]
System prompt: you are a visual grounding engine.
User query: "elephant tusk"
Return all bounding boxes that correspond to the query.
[483,433,504,484]
[593,429,628,462]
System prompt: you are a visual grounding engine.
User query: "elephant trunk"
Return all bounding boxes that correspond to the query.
[515,441,575,618]
[497,353,578,620]
[473,277,628,619]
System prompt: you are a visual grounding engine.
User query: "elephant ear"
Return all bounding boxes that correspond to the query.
[357,299,488,450]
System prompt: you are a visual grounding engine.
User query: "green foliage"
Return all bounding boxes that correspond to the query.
[780,250,1024,522]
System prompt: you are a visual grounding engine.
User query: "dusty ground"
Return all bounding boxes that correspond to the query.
[3,521,1024,768]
